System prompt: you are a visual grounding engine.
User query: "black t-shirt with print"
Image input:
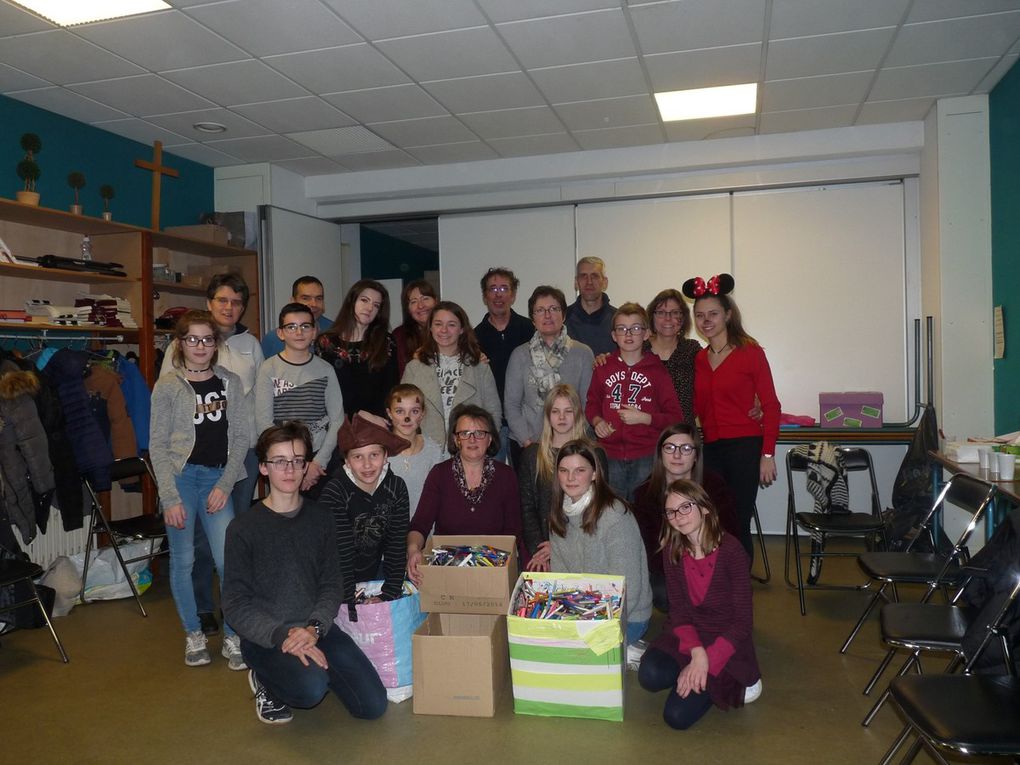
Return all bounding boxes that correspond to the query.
[188,375,229,467]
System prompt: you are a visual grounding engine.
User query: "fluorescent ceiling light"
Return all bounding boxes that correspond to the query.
[14,0,170,26]
[655,83,758,122]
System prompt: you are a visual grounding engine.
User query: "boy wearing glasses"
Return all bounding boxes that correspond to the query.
[586,303,684,501]
[222,422,387,725]
[255,303,344,494]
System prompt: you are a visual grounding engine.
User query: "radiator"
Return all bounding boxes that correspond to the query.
[19,507,89,569]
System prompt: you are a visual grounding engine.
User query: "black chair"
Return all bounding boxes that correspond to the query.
[0,557,69,662]
[81,457,168,617]
[840,473,994,655]
[877,573,1020,765]
[784,446,886,615]
[751,503,771,584]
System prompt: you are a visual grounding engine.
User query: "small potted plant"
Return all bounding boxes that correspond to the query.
[16,132,41,206]
[99,184,115,221]
[67,171,86,215]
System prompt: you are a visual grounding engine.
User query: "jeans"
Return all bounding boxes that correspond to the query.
[242,626,387,719]
[639,647,714,730]
[168,463,235,636]
[607,453,655,503]
[193,448,258,615]
[627,618,649,646]
[703,436,762,561]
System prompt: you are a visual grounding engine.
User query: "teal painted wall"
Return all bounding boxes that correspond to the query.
[2,94,213,228]
[990,61,1020,434]
[360,226,439,283]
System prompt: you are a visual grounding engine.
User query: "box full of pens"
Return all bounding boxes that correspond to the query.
[506,573,626,722]
[418,535,518,615]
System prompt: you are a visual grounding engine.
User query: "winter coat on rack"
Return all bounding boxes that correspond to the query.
[84,364,138,460]
[114,354,150,451]
[0,365,55,544]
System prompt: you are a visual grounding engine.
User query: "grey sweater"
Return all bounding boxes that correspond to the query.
[149,364,250,511]
[551,499,652,625]
[222,500,343,648]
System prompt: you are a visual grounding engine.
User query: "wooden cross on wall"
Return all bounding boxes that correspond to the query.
[134,140,179,231]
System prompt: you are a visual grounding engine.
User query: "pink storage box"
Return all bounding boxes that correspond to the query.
[819,392,884,428]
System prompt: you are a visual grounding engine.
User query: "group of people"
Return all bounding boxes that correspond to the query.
[148,259,779,730]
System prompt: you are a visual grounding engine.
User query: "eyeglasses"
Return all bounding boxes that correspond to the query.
[662,443,696,456]
[613,325,646,336]
[664,500,698,519]
[280,322,315,333]
[183,335,216,347]
[212,296,244,308]
[486,285,511,295]
[533,306,563,316]
[654,310,682,321]
[455,430,490,441]
[263,457,307,471]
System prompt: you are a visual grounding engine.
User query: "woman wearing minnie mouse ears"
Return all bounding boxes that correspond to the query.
[682,274,780,562]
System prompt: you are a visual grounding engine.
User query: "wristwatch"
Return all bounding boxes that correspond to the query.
[306,619,324,640]
[763,453,774,459]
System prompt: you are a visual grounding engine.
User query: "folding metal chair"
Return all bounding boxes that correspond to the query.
[0,556,69,662]
[751,503,771,584]
[81,456,168,617]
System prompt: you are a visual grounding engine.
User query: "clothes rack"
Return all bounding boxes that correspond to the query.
[0,331,125,343]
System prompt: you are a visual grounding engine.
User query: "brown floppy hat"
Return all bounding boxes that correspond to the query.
[338,414,410,456]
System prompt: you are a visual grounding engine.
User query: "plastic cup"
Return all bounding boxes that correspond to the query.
[996,452,1016,480]
[978,448,992,469]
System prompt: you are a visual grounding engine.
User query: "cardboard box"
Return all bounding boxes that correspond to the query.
[819,391,884,428]
[506,573,626,722]
[412,613,508,717]
[418,535,518,615]
[164,224,230,245]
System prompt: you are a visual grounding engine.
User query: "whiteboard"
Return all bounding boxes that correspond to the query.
[731,182,907,419]
[438,206,576,323]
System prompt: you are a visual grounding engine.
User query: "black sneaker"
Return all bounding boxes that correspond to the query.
[199,612,219,636]
[249,670,293,725]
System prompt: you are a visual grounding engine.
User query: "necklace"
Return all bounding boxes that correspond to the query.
[708,343,730,355]
[185,365,211,374]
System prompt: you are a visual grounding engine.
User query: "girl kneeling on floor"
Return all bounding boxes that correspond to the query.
[639,479,762,730]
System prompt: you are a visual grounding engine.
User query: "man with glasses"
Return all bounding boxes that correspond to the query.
[566,257,617,356]
[261,276,331,358]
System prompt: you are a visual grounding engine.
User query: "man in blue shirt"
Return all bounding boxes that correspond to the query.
[261,276,332,357]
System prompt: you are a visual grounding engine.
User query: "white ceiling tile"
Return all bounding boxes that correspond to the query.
[286,126,393,154]
[324,0,486,39]
[870,58,1000,100]
[322,84,447,123]
[759,104,859,133]
[770,0,910,38]
[274,157,348,176]
[161,142,242,167]
[763,71,873,111]
[422,72,546,113]
[497,9,635,69]
[530,58,648,102]
[70,75,214,115]
[766,28,896,79]
[488,132,579,157]
[645,44,761,92]
[975,54,1020,91]
[93,117,191,146]
[74,10,248,71]
[887,12,1020,67]
[856,97,936,124]
[162,60,307,107]
[266,44,409,94]
[375,26,518,81]
[630,0,767,53]
[477,0,619,24]
[0,63,50,91]
[0,30,144,85]
[231,98,355,133]
[368,115,477,147]
[459,106,565,140]
[8,87,128,122]
[147,108,270,139]
[573,123,663,151]
[332,150,420,170]
[405,141,498,164]
[186,0,361,57]
[664,115,758,142]
[907,0,1020,23]
[204,134,313,162]
[553,94,659,131]
[0,1,52,35]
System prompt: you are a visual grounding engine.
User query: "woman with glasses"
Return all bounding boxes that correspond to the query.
[150,309,250,671]
[406,404,522,585]
[633,424,740,611]
[316,279,398,419]
[400,301,501,455]
[393,279,437,376]
[504,286,594,455]
[646,289,701,427]
[639,479,762,730]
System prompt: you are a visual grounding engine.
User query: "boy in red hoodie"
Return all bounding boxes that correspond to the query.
[586,303,684,501]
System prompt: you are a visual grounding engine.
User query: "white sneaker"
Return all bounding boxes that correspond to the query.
[185,630,211,666]
[744,678,763,704]
[626,639,648,670]
[222,634,247,671]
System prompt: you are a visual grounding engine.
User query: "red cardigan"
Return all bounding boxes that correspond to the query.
[693,343,780,455]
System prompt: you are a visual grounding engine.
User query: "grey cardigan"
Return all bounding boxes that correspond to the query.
[504,337,594,446]
[401,356,502,450]
[149,364,250,511]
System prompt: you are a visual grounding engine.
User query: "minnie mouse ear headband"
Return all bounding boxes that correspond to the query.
[681,273,735,300]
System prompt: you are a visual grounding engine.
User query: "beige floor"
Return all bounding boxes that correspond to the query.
[1,538,952,765]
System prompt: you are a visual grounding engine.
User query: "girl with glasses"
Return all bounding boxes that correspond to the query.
[638,479,762,730]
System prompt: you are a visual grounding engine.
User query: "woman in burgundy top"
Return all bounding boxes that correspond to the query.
[405,403,522,585]
[392,279,437,376]
[685,274,780,561]
[639,479,762,730]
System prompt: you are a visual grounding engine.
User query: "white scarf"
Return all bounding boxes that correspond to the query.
[343,461,390,495]
[562,486,594,518]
